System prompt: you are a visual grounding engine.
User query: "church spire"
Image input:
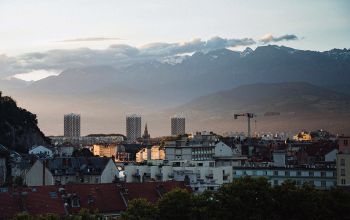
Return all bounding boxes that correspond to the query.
[142,123,150,139]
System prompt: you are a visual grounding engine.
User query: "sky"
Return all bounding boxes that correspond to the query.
[0,0,349,81]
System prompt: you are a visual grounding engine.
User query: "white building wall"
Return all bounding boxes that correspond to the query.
[124,165,137,182]
[325,149,338,162]
[165,148,175,160]
[161,165,173,181]
[214,142,233,157]
[101,159,118,183]
[25,160,54,186]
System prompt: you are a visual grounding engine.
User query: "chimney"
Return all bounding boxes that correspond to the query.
[42,160,46,186]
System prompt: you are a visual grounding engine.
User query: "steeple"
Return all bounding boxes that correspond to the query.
[142,123,150,139]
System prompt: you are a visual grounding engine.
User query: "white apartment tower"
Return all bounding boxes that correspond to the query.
[126,114,141,142]
[171,116,186,136]
[64,113,81,138]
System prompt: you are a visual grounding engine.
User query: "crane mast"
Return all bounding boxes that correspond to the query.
[234,113,255,138]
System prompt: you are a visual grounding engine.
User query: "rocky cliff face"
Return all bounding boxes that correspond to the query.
[0,92,48,152]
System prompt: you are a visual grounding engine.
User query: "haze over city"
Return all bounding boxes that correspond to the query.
[1,0,349,136]
[1,1,350,219]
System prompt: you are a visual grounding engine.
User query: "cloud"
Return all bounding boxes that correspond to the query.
[1,36,257,81]
[260,34,299,44]
[140,37,255,56]
[13,69,61,81]
[58,37,121,42]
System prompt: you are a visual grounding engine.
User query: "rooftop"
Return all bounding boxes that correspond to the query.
[0,181,188,218]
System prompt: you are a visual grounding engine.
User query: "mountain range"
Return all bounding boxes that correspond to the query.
[1,45,350,136]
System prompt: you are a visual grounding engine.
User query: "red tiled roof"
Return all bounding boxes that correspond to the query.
[23,186,66,216]
[125,182,160,203]
[304,143,337,157]
[160,181,189,192]
[63,183,126,214]
[0,191,21,219]
[125,181,189,203]
[0,181,188,219]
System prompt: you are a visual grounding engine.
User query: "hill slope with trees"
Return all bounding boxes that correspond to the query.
[0,91,48,152]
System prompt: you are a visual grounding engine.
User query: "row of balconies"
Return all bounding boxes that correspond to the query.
[234,170,336,179]
[191,151,214,155]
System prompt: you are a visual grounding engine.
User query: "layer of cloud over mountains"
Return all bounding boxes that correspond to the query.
[1,43,350,136]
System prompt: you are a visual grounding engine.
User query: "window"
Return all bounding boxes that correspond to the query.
[344,140,349,146]
[321,171,326,177]
[309,171,314,177]
[341,179,346,185]
[88,195,94,204]
[321,181,326,187]
[297,171,301,176]
[49,192,57,198]
[71,197,80,208]
[252,170,257,176]
[341,169,346,176]
[285,171,290,177]
[273,180,278,186]
[341,159,345,166]
[273,171,278,176]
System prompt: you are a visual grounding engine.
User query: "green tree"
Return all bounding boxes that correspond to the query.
[12,213,59,220]
[191,190,220,220]
[65,208,101,220]
[215,177,274,220]
[120,198,158,220]
[12,213,34,220]
[13,176,24,187]
[158,188,192,220]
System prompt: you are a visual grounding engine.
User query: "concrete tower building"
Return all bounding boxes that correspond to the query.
[126,114,141,142]
[64,113,81,137]
[171,115,186,136]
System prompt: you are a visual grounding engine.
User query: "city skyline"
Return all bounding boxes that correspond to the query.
[0,1,349,137]
[1,1,350,218]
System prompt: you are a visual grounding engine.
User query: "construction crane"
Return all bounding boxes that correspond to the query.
[234,113,256,138]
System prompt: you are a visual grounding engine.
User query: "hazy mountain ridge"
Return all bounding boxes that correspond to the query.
[164,82,350,134]
[2,45,350,135]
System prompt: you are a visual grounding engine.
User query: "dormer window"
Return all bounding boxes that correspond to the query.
[88,195,94,204]
[71,197,80,208]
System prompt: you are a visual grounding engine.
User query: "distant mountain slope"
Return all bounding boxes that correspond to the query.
[164,82,350,134]
[2,45,350,136]
[176,82,350,113]
[0,92,48,152]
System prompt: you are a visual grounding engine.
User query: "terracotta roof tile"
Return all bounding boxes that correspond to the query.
[0,181,188,219]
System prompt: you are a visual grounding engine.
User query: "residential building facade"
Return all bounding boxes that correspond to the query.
[126,114,141,142]
[233,166,336,189]
[25,157,118,186]
[171,116,185,136]
[93,144,117,158]
[64,113,81,138]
